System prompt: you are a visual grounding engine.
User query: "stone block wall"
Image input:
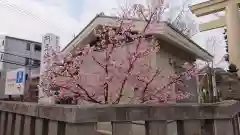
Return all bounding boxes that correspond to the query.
[0,100,237,135]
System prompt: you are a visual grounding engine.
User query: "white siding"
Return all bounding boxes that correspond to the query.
[3,37,41,71]
[0,36,41,99]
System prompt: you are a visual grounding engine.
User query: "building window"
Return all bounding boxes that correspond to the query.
[25,74,28,80]
[26,43,31,51]
[34,44,41,52]
[25,58,30,65]
[33,60,40,66]
[0,54,3,59]
[2,40,4,46]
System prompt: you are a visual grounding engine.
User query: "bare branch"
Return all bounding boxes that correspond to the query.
[92,56,105,68]
[140,69,162,103]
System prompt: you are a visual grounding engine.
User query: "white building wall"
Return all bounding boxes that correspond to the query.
[0,36,41,99]
[0,36,5,70]
[3,37,41,71]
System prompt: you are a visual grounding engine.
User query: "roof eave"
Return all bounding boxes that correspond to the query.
[63,16,213,62]
[160,23,213,62]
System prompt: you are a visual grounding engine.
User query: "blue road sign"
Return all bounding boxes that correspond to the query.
[16,71,24,83]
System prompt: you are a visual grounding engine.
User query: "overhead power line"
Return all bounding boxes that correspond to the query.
[0,50,40,68]
[0,59,39,68]
[0,50,38,60]
[0,0,73,35]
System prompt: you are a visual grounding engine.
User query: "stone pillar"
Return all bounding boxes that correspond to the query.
[226,1,240,75]
[214,119,234,135]
[38,33,60,104]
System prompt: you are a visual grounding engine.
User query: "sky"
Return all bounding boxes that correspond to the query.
[0,0,227,68]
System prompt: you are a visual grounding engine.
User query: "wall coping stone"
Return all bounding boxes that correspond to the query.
[0,100,238,123]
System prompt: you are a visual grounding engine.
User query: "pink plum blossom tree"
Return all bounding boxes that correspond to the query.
[39,4,199,104]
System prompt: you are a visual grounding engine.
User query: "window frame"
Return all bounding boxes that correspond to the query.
[34,44,41,52]
[33,59,40,66]
[25,58,30,65]
[26,43,31,51]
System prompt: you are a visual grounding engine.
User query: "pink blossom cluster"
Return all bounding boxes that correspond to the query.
[40,3,199,104]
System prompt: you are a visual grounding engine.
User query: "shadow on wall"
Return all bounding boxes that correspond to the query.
[97,120,178,135]
[215,69,240,101]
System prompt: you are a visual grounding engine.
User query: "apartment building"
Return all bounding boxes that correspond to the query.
[0,36,42,99]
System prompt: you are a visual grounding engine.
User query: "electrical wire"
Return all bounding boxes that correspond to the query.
[0,0,73,35]
[0,50,40,68]
[0,59,39,68]
[0,50,38,60]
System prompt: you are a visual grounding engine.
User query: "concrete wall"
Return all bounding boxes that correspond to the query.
[157,39,198,103]
[3,37,41,70]
[0,101,235,135]
[0,36,5,70]
[216,71,240,101]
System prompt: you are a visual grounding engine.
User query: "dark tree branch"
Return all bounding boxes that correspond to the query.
[140,69,162,103]
[113,10,157,104]
[92,56,105,68]
[64,67,103,104]
[152,66,196,98]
